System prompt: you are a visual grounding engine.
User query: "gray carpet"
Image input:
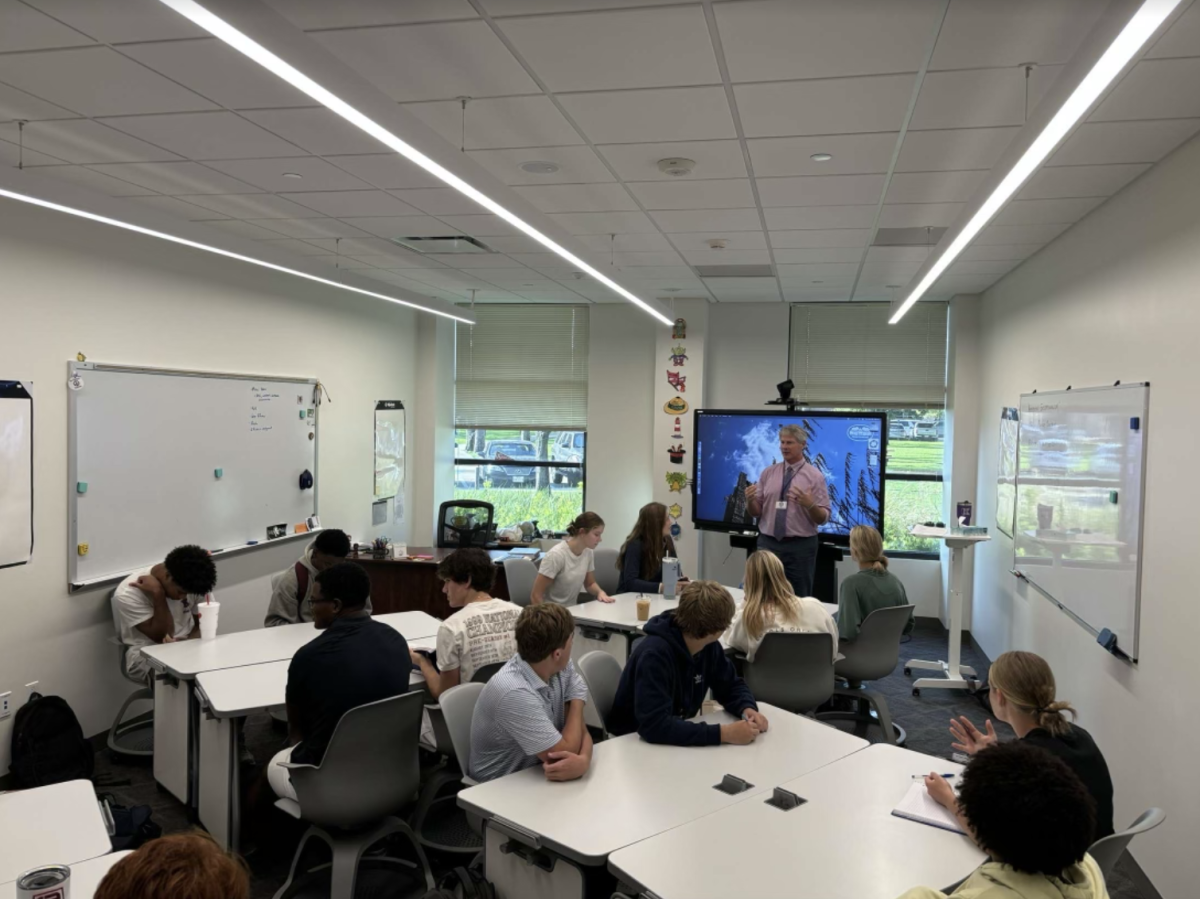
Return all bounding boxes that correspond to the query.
[90,618,1155,898]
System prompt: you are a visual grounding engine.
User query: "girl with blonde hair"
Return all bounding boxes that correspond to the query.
[837,525,913,641]
[723,550,838,662]
[939,650,1114,840]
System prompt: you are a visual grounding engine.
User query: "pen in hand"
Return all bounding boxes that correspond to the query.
[913,773,957,781]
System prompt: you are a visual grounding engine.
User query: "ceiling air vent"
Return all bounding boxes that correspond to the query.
[693,264,776,278]
[389,235,494,254]
[873,227,946,247]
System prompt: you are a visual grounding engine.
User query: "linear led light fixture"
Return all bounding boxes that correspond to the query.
[157,0,674,327]
[890,0,1183,324]
[0,186,474,324]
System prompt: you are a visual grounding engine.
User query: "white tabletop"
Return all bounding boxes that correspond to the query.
[609,744,986,899]
[0,850,134,897]
[457,704,866,865]
[197,635,434,718]
[142,611,442,678]
[0,780,113,883]
[571,589,837,632]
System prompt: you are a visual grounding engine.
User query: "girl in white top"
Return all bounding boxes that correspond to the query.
[532,511,614,605]
[724,550,838,662]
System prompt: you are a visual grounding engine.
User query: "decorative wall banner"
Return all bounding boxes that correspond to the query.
[668,444,686,464]
[666,370,686,392]
[663,396,688,415]
[672,318,687,339]
[665,471,688,492]
[668,503,683,520]
[672,417,683,439]
[668,344,688,366]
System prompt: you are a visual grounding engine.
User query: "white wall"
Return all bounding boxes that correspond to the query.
[0,200,420,772]
[411,315,455,546]
[971,132,1200,896]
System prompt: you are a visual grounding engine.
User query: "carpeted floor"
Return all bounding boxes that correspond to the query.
[91,617,1156,899]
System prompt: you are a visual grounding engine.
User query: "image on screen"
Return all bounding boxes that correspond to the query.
[692,410,885,539]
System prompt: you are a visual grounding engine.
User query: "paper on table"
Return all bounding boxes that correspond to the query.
[0,382,33,569]
[891,781,965,834]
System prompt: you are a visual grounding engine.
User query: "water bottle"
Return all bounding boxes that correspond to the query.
[662,555,681,599]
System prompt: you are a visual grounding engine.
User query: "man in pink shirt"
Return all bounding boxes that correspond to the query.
[745,424,831,596]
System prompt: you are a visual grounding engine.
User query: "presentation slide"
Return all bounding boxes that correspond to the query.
[693,410,885,538]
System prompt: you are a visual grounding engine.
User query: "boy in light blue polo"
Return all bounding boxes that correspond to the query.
[469,603,592,783]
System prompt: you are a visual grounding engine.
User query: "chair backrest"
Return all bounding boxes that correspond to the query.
[577,651,623,731]
[834,604,915,683]
[472,661,505,684]
[503,558,538,607]
[743,632,835,714]
[592,548,620,595]
[440,681,486,778]
[287,691,424,829]
[1088,808,1166,878]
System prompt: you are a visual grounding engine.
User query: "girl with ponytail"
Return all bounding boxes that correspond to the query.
[837,525,913,641]
[532,511,614,606]
[943,650,1115,839]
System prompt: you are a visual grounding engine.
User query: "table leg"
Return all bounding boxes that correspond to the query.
[905,543,977,695]
[151,673,190,803]
[198,710,237,851]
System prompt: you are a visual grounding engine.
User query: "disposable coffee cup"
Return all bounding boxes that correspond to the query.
[392,542,407,559]
[636,596,651,622]
[198,601,220,640]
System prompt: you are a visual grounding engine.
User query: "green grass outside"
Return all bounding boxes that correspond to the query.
[883,479,943,553]
[454,484,583,533]
[887,438,944,475]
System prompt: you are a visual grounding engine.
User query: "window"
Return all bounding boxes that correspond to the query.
[454,306,589,533]
[789,303,949,554]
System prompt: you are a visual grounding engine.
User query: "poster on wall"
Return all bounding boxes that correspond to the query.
[996,407,1019,538]
[0,381,33,569]
[374,401,405,514]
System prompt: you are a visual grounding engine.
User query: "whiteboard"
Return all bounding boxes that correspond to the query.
[0,381,33,568]
[1013,384,1148,659]
[69,363,318,587]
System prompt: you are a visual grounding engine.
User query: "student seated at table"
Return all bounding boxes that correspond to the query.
[617,501,689,594]
[945,650,1114,839]
[724,550,838,662]
[837,524,913,642]
[113,545,218,681]
[267,562,411,801]
[532,511,613,605]
[469,603,592,783]
[264,528,365,626]
[608,580,768,746]
[96,830,250,899]
[900,741,1108,899]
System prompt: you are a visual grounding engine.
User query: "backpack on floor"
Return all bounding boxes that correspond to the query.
[428,865,497,899]
[98,794,162,851]
[9,692,94,788]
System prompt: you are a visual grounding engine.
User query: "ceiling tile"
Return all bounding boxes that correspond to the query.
[763,205,878,229]
[1050,119,1200,166]
[877,202,963,228]
[398,187,494,215]
[0,2,92,52]
[958,243,1042,261]
[864,246,932,263]
[945,258,1020,276]
[205,157,370,192]
[748,133,897,177]
[120,39,315,110]
[25,163,156,195]
[597,140,746,182]
[23,0,208,42]
[436,214,526,236]
[611,251,684,267]
[255,238,336,257]
[776,263,859,283]
[559,87,736,143]
[402,96,583,149]
[99,111,306,160]
[932,273,999,293]
[974,222,1069,245]
[313,20,537,102]
[1016,163,1150,200]
[267,0,477,28]
[858,259,925,280]
[345,254,431,270]
[497,6,719,92]
[325,154,443,190]
[0,81,74,119]
[680,248,772,266]
[0,118,180,164]
[735,75,915,138]
[989,196,1103,226]
[421,255,527,269]
[545,210,658,234]
[758,174,887,207]
[338,216,448,238]
[461,267,553,283]
[123,194,231,220]
[930,0,1103,70]
[0,46,217,117]
[896,127,1020,172]
[669,231,767,252]
[202,219,292,241]
[88,161,258,194]
[628,178,754,211]
[716,0,942,82]
[714,293,785,303]
[618,264,698,279]
[176,193,323,218]
[250,218,372,239]
[769,229,872,248]
[1091,58,1200,122]
[772,247,865,264]
[466,145,615,185]
[472,233,547,253]
[911,67,1028,130]
[649,208,763,232]
[885,170,987,204]
[242,108,386,156]
[578,232,674,252]
[1146,0,1200,58]
[279,190,426,217]
[783,288,853,302]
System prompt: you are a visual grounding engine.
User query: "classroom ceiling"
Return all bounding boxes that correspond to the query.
[1,0,1198,306]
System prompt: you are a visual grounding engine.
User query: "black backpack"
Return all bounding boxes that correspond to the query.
[427,866,497,899]
[9,693,94,788]
[98,795,162,851]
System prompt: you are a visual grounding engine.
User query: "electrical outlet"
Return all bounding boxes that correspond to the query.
[0,692,11,719]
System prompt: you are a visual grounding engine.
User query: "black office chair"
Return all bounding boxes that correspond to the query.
[742,632,836,715]
[437,500,495,548]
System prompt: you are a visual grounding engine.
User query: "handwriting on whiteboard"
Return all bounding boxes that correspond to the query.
[250,386,280,433]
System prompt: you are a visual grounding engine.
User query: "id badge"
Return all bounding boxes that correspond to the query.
[775,500,788,511]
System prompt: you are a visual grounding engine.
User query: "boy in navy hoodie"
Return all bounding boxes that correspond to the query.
[608,580,769,746]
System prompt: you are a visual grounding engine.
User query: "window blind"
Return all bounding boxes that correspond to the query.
[788,302,949,407]
[455,305,590,429]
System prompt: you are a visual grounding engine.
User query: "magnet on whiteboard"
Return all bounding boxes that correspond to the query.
[76,482,88,494]
[299,410,306,419]
[1129,416,1140,431]
[214,468,223,479]
[78,543,89,556]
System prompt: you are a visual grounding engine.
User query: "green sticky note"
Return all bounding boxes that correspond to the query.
[77,482,88,494]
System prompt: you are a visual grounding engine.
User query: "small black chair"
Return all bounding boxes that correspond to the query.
[742,632,836,715]
[437,500,495,548]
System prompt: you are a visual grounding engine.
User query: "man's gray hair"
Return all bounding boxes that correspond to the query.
[778,424,807,443]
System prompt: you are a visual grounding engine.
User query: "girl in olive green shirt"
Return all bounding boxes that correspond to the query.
[838,525,914,641]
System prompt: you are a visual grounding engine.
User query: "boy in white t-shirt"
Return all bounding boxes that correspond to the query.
[411,548,522,698]
[112,545,218,680]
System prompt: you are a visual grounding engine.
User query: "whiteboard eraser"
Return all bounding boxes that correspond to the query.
[214,468,223,479]
[76,482,87,494]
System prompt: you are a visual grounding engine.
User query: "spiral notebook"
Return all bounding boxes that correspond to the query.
[891,782,966,834]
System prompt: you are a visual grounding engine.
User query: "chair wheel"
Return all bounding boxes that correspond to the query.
[912,688,920,697]
[904,667,911,676]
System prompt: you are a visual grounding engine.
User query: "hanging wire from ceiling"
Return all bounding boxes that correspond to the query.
[458,97,471,153]
[17,120,26,170]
